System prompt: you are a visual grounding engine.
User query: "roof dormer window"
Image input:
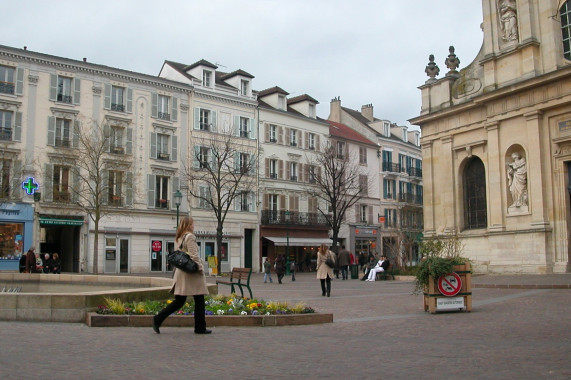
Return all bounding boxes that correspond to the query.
[278,95,286,110]
[309,103,316,118]
[203,70,212,87]
[241,80,249,96]
[383,122,390,137]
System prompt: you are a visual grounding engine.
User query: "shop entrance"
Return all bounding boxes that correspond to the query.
[150,237,175,272]
[40,225,81,272]
[105,236,130,273]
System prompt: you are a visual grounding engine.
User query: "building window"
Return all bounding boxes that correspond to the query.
[290,129,297,146]
[269,124,277,143]
[198,185,211,209]
[158,95,170,120]
[237,191,254,212]
[308,133,316,150]
[110,126,124,154]
[384,178,396,199]
[108,170,123,206]
[0,110,13,141]
[241,80,249,96]
[562,1,571,60]
[278,95,286,110]
[309,103,316,118]
[203,70,212,87]
[308,165,317,184]
[0,160,10,198]
[0,66,15,95]
[385,209,397,227]
[55,118,71,148]
[463,157,487,229]
[239,117,249,138]
[236,153,250,174]
[383,122,390,136]
[197,146,211,169]
[290,162,297,181]
[337,141,345,159]
[360,205,368,223]
[57,76,73,103]
[111,86,125,112]
[155,175,169,209]
[200,109,211,130]
[269,159,278,179]
[359,175,368,196]
[359,146,367,164]
[157,134,170,160]
[53,165,70,202]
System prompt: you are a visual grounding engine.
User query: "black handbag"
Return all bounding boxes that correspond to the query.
[325,255,335,268]
[168,234,199,273]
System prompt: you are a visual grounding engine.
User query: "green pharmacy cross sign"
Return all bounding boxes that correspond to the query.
[22,177,40,195]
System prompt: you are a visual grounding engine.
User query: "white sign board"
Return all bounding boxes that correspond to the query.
[437,297,465,310]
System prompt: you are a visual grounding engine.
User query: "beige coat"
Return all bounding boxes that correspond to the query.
[316,250,335,280]
[170,232,209,296]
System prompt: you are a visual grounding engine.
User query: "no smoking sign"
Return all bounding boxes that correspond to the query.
[437,272,462,296]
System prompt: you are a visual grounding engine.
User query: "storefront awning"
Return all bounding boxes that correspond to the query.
[264,237,332,247]
[39,217,84,226]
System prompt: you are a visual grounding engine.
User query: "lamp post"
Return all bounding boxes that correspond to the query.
[174,190,182,228]
[285,210,290,274]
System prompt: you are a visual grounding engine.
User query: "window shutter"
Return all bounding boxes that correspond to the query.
[355,204,360,222]
[305,132,309,150]
[101,170,109,205]
[249,154,256,175]
[13,112,22,141]
[151,93,158,118]
[171,177,180,209]
[72,120,80,148]
[44,164,53,202]
[11,160,21,198]
[103,124,110,152]
[278,160,283,179]
[298,163,303,182]
[249,118,256,139]
[73,78,81,105]
[279,195,286,211]
[15,68,24,96]
[316,135,320,151]
[278,126,283,145]
[286,161,290,180]
[285,127,290,145]
[263,193,268,210]
[234,192,241,211]
[265,158,270,177]
[234,152,240,172]
[384,209,388,225]
[265,124,270,142]
[233,116,240,136]
[194,108,200,130]
[211,110,217,132]
[147,174,156,207]
[49,74,57,101]
[368,206,373,225]
[171,97,178,121]
[126,128,133,155]
[249,192,256,212]
[193,146,200,169]
[392,180,396,200]
[126,88,133,113]
[150,132,157,159]
[47,116,56,146]
[126,172,133,206]
[104,84,111,109]
[171,135,177,161]
[383,179,387,199]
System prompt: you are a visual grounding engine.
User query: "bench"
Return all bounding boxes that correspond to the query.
[216,267,253,298]
[376,263,394,281]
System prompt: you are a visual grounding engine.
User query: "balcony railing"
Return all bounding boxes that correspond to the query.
[157,152,170,160]
[290,175,297,182]
[109,196,122,206]
[269,173,277,179]
[155,199,169,209]
[158,112,170,121]
[0,81,15,95]
[261,210,329,227]
[0,128,12,141]
[398,193,423,205]
[382,162,400,173]
[55,138,71,148]
[269,138,277,143]
[111,103,125,112]
[57,94,73,104]
[111,146,124,154]
[240,130,249,138]
[407,167,423,178]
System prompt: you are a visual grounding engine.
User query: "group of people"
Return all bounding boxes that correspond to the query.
[19,248,61,274]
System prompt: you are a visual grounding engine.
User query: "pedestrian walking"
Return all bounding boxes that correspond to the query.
[316,244,335,297]
[337,245,350,280]
[153,216,211,335]
[275,254,286,284]
[263,257,273,283]
[290,260,296,281]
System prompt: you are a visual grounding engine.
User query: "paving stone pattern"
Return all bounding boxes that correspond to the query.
[0,273,570,379]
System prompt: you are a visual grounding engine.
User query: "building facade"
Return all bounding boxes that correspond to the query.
[410,0,571,273]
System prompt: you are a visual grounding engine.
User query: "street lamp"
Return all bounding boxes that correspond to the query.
[285,210,290,272]
[174,190,183,227]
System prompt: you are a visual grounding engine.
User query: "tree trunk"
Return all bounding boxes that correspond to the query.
[93,219,99,274]
[216,223,223,274]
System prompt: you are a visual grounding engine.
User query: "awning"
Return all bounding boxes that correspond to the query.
[39,217,84,226]
[264,237,332,247]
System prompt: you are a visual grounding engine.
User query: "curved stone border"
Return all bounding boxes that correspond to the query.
[86,312,333,327]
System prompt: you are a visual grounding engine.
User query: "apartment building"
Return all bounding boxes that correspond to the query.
[328,98,422,263]
[0,44,191,273]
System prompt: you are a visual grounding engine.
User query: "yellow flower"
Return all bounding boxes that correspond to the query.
[166,300,173,304]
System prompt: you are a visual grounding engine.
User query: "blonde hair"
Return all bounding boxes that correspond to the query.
[319,244,329,254]
[176,216,194,241]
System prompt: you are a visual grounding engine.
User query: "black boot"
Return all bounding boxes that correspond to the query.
[321,280,326,296]
[326,280,331,297]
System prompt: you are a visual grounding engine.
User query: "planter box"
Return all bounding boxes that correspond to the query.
[423,262,472,313]
[86,312,333,327]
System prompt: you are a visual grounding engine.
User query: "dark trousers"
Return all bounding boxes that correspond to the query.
[155,294,207,332]
[340,266,348,280]
[291,270,296,282]
[277,273,285,284]
[320,275,331,296]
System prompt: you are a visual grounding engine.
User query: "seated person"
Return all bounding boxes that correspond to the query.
[51,253,61,274]
[361,256,378,281]
[42,254,52,274]
[365,256,390,281]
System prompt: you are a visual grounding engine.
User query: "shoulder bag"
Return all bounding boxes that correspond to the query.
[167,233,199,273]
[325,253,335,269]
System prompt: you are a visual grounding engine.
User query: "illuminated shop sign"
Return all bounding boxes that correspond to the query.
[22,177,40,195]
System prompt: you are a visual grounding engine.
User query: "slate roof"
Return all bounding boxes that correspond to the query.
[288,94,319,105]
[324,119,377,146]
[258,86,290,97]
[221,69,255,80]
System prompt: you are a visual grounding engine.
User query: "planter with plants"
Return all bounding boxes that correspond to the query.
[414,232,472,313]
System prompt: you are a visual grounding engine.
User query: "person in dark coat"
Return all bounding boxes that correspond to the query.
[51,253,61,274]
[19,254,26,273]
[337,245,351,280]
[275,254,286,284]
[24,248,36,273]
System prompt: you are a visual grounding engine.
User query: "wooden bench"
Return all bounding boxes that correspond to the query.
[216,267,253,298]
[376,263,394,281]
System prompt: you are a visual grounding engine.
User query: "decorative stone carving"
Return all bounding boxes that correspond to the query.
[27,75,39,85]
[425,54,440,83]
[506,151,528,212]
[498,0,518,42]
[444,46,460,76]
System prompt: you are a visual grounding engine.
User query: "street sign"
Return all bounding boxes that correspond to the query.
[378,216,385,223]
[437,297,465,310]
[151,240,162,252]
[437,272,462,296]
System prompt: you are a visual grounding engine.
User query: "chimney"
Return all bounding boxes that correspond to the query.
[83,58,87,62]
[329,96,342,122]
[361,104,374,122]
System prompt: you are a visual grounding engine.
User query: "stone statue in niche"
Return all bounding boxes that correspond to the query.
[506,151,528,212]
[498,0,518,42]
[425,54,440,83]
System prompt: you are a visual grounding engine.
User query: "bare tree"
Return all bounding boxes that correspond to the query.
[383,230,420,271]
[46,120,134,274]
[182,131,257,273]
[305,142,368,249]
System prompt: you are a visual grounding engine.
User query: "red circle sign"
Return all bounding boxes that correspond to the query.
[151,240,162,252]
[437,272,462,296]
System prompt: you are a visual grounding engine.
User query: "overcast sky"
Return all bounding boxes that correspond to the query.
[4,0,484,129]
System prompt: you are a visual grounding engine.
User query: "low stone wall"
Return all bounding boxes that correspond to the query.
[86,312,334,327]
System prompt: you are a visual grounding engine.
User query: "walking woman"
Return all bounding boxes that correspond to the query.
[153,216,211,335]
[316,244,335,297]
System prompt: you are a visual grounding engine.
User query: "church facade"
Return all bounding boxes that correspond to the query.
[410,0,571,273]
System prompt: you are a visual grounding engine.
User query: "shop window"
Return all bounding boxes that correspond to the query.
[0,222,24,258]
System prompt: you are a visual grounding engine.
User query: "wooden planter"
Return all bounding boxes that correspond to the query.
[423,262,472,313]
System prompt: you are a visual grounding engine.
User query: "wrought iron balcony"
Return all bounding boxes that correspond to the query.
[382,162,400,173]
[57,94,73,104]
[111,103,125,112]
[158,112,170,121]
[0,81,15,94]
[261,210,329,227]
[398,193,423,205]
[109,195,123,207]
[111,146,124,154]
[157,152,170,160]
[0,128,12,141]
[407,167,423,178]
[55,138,71,148]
